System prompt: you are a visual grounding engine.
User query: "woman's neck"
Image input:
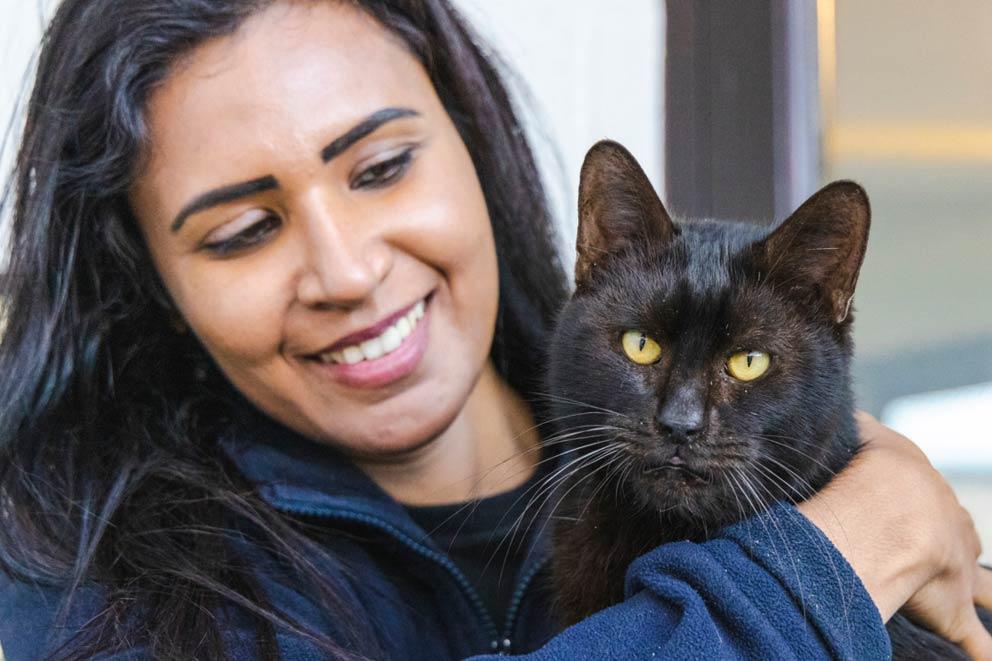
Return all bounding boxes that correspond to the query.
[354,362,541,506]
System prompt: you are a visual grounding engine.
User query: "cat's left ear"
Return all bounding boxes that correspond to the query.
[758,180,870,324]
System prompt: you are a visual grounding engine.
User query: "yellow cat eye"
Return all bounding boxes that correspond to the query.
[621,330,662,365]
[726,351,771,381]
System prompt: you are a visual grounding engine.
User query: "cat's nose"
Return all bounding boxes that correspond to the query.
[656,384,706,443]
[656,417,704,444]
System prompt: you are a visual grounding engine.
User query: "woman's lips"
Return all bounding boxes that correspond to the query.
[309,296,431,389]
[312,298,422,356]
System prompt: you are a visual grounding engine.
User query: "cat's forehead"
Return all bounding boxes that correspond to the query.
[590,217,780,330]
[668,218,769,295]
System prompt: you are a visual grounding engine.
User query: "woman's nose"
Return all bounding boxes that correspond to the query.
[294,202,393,309]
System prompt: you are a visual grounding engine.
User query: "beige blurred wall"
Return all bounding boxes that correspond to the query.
[825,0,992,361]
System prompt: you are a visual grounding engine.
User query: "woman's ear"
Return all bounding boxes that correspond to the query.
[575,140,675,290]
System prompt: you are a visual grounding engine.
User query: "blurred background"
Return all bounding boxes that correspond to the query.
[1,1,989,556]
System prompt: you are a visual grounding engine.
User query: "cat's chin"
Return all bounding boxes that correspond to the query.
[627,465,719,518]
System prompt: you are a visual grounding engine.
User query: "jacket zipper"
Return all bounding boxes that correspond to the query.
[270,501,508,651]
[497,556,549,654]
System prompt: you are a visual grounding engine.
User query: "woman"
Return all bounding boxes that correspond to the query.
[0,0,989,659]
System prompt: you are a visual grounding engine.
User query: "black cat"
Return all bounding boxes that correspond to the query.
[545,140,991,659]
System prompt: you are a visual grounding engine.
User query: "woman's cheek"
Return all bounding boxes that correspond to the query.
[403,167,495,275]
[175,258,289,366]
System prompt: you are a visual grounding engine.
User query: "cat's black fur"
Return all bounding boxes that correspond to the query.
[546,140,991,659]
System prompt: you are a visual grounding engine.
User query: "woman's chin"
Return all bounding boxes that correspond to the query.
[310,393,465,462]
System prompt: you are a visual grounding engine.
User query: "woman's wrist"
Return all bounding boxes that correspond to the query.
[798,476,929,621]
[797,411,948,621]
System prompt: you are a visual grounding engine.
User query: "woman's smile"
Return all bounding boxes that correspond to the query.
[302,292,432,390]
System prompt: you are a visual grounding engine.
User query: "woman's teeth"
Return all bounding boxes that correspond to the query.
[318,300,425,365]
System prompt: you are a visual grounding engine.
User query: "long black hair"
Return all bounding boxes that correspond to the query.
[0,0,569,658]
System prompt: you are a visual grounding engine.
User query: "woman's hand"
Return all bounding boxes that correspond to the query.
[798,412,992,659]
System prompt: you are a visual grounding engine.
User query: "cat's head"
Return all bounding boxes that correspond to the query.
[547,140,871,527]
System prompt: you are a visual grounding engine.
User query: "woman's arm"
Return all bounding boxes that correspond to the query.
[799,412,992,659]
[468,500,892,660]
[467,416,992,660]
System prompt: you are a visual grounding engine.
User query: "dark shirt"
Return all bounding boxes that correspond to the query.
[406,461,549,625]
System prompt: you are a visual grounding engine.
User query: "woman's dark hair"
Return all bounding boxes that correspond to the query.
[0,0,568,658]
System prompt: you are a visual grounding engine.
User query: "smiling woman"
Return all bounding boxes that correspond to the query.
[1,1,991,660]
[0,1,564,657]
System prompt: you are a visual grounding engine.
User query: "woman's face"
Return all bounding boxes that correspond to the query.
[130,2,499,457]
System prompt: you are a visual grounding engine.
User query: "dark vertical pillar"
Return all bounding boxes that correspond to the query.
[665,0,818,224]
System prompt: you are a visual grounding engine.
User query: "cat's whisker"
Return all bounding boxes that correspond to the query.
[729,466,783,559]
[719,468,748,526]
[491,448,629,588]
[728,467,777,553]
[758,436,839,477]
[721,468,759,550]
[738,465,809,622]
[425,423,629,513]
[485,442,624,579]
[422,433,625,537]
[748,460,806,505]
[502,411,621,452]
[479,437,620,533]
[510,444,629,552]
[528,391,629,419]
[736,465,809,616]
[577,454,633,522]
[615,456,638,504]
[756,455,824,502]
[752,454,817,497]
[747,459,854,626]
[524,446,630,566]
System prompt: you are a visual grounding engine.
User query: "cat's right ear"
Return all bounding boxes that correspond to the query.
[758,180,871,324]
[575,140,676,289]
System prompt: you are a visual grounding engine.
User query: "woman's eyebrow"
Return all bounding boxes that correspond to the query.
[171,176,278,232]
[170,106,420,234]
[320,106,420,163]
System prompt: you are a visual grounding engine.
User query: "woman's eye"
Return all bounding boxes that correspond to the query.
[621,330,663,365]
[202,214,281,256]
[726,351,771,381]
[351,148,415,190]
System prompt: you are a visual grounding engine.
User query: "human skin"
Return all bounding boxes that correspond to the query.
[801,413,992,659]
[128,0,992,654]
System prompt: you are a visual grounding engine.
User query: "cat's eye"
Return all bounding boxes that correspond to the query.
[726,351,770,381]
[621,330,662,365]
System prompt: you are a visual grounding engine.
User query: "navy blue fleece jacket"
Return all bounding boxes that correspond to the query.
[0,412,890,660]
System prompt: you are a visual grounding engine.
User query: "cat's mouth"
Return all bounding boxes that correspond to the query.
[643,456,710,486]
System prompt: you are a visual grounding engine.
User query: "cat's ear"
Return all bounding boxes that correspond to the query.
[575,140,676,289]
[758,180,870,324]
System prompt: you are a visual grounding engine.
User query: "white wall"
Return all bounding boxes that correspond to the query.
[453,0,666,269]
[1,0,57,268]
[0,2,50,139]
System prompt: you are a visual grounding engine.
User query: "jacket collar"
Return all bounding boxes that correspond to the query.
[217,392,558,562]
[218,396,424,538]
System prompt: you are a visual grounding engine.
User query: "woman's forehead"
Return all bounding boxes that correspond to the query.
[135,2,436,206]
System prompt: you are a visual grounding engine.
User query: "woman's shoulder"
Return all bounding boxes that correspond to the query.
[0,575,108,659]
[0,572,335,660]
